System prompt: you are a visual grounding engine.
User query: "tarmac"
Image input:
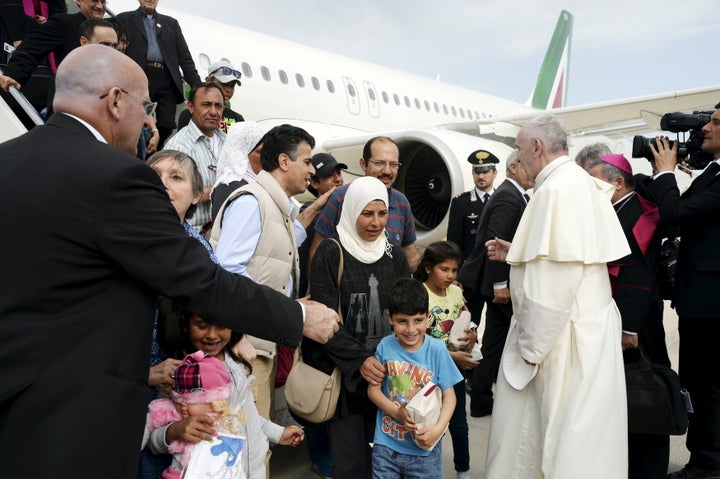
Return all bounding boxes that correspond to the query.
[270,302,689,478]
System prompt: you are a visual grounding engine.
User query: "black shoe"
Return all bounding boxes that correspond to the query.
[668,465,720,479]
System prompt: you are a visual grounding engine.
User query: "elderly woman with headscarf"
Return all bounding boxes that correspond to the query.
[305,176,412,479]
[210,121,270,220]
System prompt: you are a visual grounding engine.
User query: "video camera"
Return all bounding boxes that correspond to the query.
[632,111,713,169]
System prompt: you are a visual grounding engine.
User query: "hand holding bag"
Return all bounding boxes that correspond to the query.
[285,239,344,423]
[625,346,688,435]
[406,381,445,450]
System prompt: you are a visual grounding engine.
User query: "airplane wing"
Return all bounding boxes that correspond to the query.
[467,85,720,139]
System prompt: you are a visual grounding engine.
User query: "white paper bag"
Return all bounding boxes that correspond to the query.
[406,382,445,450]
[183,433,247,479]
[448,310,472,349]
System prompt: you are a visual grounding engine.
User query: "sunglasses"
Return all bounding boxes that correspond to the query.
[209,66,241,80]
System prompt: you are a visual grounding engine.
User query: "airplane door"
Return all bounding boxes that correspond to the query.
[363,81,380,118]
[342,76,361,115]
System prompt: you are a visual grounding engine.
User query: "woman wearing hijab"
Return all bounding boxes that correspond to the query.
[210,121,269,220]
[305,176,412,479]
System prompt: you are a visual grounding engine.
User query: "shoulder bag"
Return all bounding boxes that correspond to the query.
[284,239,344,423]
[625,346,688,435]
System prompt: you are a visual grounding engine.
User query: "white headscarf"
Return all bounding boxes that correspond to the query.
[213,121,269,189]
[337,177,390,264]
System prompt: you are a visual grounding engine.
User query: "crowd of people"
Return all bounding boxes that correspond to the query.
[1,2,719,479]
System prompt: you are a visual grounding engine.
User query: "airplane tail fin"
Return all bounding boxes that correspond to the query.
[526,10,573,110]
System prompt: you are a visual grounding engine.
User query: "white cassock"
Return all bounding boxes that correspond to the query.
[485,156,631,479]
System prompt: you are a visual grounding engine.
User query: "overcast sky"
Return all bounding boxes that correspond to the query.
[159,0,718,108]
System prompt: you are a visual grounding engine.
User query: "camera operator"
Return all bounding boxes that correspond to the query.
[636,102,720,479]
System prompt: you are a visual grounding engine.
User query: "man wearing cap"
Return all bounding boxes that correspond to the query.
[587,153,671,478]
[116,0,201,148]
[177,58,244,133]
[448,149,499,261]
[458,151,534,418]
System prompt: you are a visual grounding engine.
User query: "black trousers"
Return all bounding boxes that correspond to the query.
[679,317,720,471]
[328,412,374,479]
[628,433,669,478]
[470,297,511,413]
[146,65,179,149]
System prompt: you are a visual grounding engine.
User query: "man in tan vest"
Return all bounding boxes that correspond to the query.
[212,124,325,475]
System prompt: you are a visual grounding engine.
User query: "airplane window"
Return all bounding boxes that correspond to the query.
[459,108,465,118]
[368,89,376,101]
[382,91,389,103]
[347,83,356,97]
[414,98,421,109]
[241,62,253,78]
[434,102,439,113]
[467,109,472,118]
[393,93,400,105]
[474,111,479,120]
[443,104,448,115]
[451,106,457,116]
[261,66,271,81]
[424,100,430,111]
[404,96,411,108]
[278,70,288,85]
[326,79,335,93]
[296,74,305,88]
[312,76,320,91]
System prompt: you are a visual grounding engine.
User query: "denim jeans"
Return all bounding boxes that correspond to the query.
[371,443,442,479]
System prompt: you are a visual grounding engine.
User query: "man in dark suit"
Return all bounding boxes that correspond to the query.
[457,152,533,417]
[448,149,498,328]
[637,106,720,479]
[588,154,671,478]
[0,45,338,479]
[116,0,201,148]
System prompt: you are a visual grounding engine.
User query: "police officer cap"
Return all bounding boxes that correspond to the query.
[467,149,499,172]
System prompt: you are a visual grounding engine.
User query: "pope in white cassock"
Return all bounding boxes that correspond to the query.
[484,115,631,478]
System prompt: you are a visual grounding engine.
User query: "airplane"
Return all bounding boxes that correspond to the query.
[2,3,719,248]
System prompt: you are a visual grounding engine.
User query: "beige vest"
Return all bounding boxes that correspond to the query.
[210,170,299,357]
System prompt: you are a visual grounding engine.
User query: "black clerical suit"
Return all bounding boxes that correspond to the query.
[608,192,671,478]
[0,114,303,479]
[457,179,527,416]
[637,161,720,472]
[116,7,201,147]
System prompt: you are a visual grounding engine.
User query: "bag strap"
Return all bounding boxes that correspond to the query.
[327,238,344,322]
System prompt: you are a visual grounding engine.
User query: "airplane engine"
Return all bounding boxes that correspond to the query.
[391,128,515,247]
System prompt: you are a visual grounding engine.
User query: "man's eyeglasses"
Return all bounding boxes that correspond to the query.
[99,88,157,116]
[367,159,402,170]
[209,66,242,80]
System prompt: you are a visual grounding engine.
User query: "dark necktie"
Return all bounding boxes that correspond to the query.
[523,193,530,204]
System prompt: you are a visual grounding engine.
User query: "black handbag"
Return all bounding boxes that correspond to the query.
[625,347,688,435]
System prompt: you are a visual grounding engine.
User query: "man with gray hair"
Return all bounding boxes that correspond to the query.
[574,141,611,169]
[485,115,631,478]
[0,45,338,479]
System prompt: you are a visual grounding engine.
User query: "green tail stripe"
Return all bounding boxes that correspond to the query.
[531,10,573,110]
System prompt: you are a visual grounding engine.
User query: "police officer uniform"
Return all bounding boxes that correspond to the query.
[447,150,499,260]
